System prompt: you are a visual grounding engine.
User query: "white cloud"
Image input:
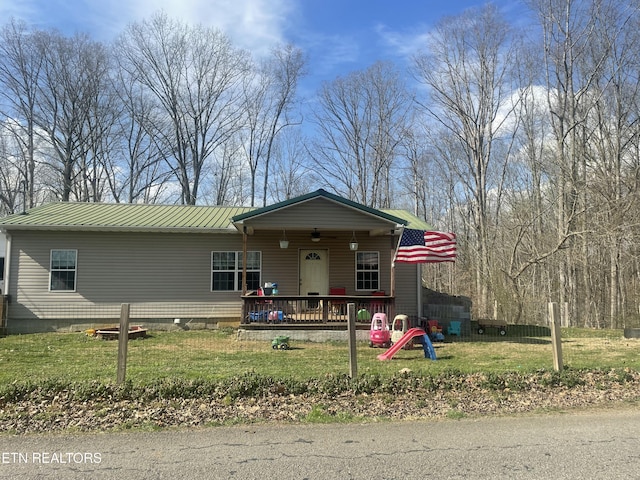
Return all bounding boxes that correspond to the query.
[375,23,432,62]
[0,0,295,56]
[129,0,294,55]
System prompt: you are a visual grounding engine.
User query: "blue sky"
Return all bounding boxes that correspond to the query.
[0,0,527,93]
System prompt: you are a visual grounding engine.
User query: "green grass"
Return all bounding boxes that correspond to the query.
[304,404,359,423]
[0,327,637,386]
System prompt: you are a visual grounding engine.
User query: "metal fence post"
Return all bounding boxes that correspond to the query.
[117,303,130,384]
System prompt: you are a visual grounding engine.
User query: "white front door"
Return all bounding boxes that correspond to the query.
[299,249,328,297]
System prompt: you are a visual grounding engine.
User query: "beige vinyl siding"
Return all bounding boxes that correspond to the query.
[254,230,394,295]
[9,230,245,320]
[244,197,398,231]
[254,231,300,295]
[8,228,418,321]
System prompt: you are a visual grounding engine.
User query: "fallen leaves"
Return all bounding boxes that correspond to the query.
[1,369,639,434]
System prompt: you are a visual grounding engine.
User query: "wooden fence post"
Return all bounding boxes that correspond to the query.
[347,303,357,379]
[0,296,6,337]
[117,303,130,384]
[549,302,563,372]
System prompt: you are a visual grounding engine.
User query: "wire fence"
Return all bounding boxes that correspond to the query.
[1,298,638,386]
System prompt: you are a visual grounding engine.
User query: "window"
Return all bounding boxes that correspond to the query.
[356,251,379,291]
[212,251,261,291]
[50,249,77,291]
[0,257,4,281]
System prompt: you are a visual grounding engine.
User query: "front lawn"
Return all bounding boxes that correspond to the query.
[0,327,637,386]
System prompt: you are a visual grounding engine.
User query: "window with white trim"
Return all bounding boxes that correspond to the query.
[212,251,261,291]
[356,251,379,291]
[50,249,77,291]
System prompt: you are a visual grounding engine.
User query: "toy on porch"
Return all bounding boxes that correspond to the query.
[246,285,294,323]
[369,312,391,348]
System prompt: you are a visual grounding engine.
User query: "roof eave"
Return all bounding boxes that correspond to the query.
[0,225,239,234]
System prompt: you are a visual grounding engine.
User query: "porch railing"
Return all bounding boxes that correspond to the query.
[240,294,394,326]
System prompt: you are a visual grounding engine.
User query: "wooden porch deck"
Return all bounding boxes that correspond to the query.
[240,294,395,327]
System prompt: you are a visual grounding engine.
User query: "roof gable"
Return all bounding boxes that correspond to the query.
[232,189,407,228]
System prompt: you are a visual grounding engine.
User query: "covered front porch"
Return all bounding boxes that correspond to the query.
[240,293,395,328]
[230,189,428,325]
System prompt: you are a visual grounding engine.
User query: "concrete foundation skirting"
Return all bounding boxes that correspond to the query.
[237,328,370,343]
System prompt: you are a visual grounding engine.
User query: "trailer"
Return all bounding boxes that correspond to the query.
[476,318,508,336]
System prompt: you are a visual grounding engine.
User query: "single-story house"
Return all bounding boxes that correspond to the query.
[0,189,430,334]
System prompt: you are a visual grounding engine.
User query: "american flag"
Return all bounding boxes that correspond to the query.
[394,229,457,264]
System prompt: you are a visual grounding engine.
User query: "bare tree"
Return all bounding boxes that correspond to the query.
[110,62,172,203]
[116,13,250,205]
[535,0,598,326]
[0,129,24,214]
[414,4,522,318]
[310,61,411,208]
[268,128,313,202]
[0,19,43,208]
[241,44,305,206]
[32,30,112,202]
[531,0,640,326]
[81,61,120,203]
[579,1,640,327]
[397,121,448,222]
[206,136,247,205]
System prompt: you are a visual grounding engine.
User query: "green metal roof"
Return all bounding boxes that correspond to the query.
[381,209,431,231]
[0,194,431,234]
[232,189,409,226]
[0,203,253,233]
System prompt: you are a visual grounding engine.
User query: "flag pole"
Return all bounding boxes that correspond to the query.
[242,225,247,295]
[390,227,403,297]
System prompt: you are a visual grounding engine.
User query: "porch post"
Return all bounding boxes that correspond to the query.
[390,229,396,297]
[3,233,10,297]
[242,226,247,295]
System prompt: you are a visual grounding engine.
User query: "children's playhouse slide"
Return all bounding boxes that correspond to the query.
[376,328,437,361]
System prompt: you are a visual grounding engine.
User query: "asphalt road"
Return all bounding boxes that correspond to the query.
[1,407,639,479]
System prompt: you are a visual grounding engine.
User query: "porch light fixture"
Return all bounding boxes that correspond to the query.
[279,230,289,249]
[349,231,358,251]
[311,228,321,242]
